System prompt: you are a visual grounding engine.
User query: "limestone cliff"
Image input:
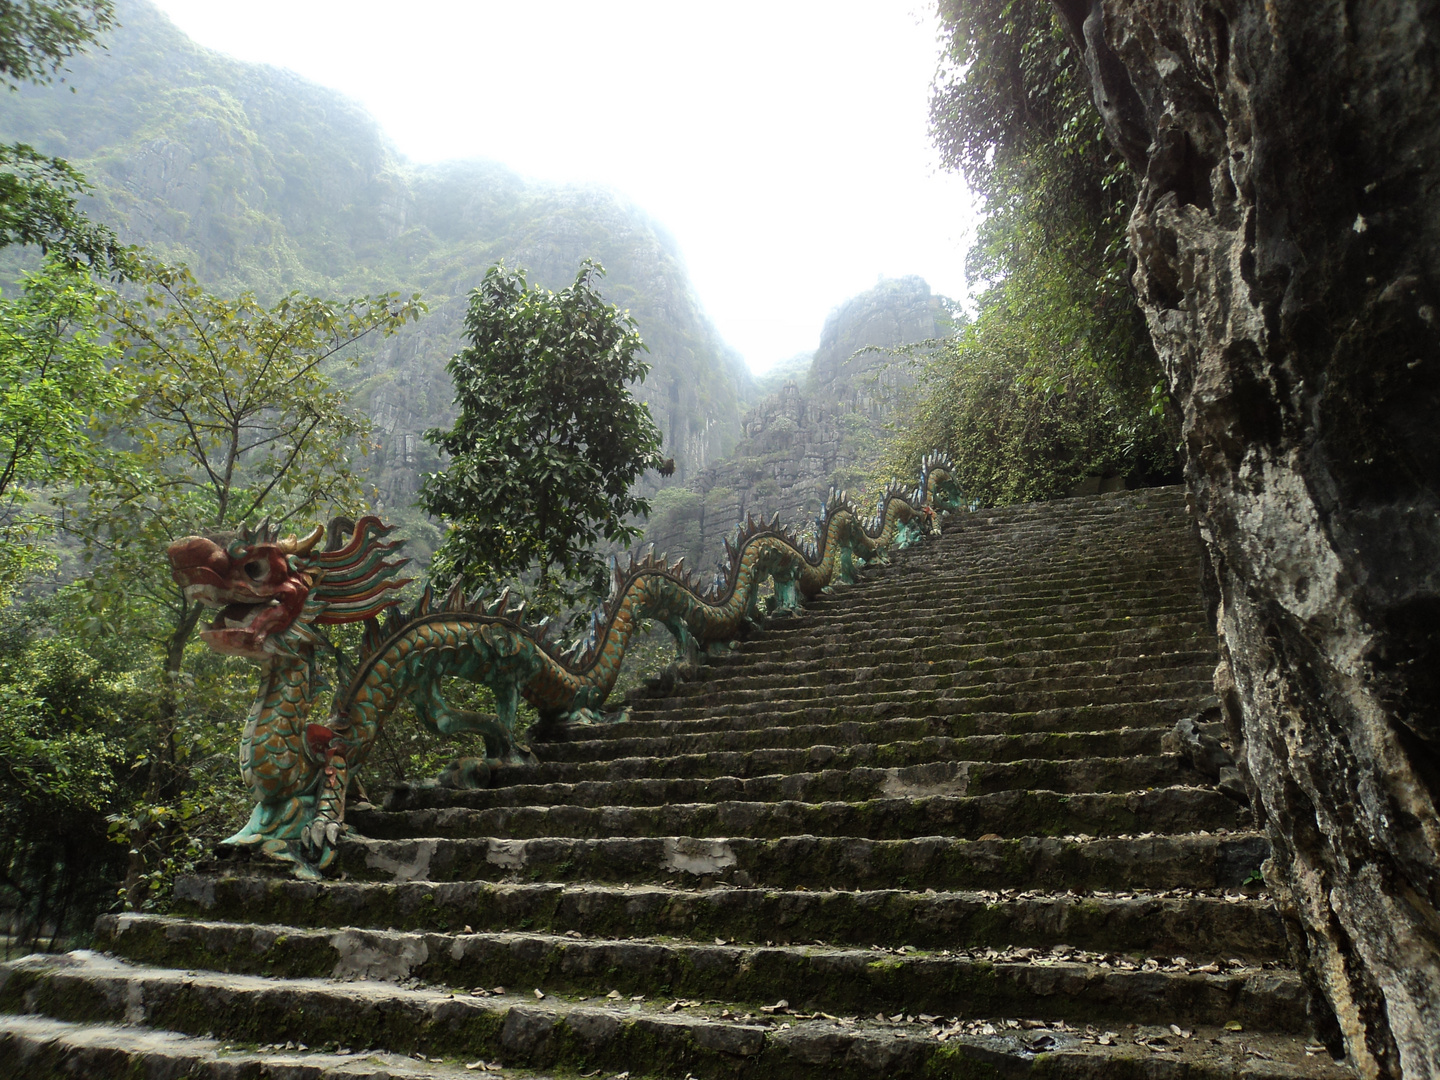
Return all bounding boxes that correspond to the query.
[0,0,752,505]
[645,276,953,568]
[1056,1,1440,1075]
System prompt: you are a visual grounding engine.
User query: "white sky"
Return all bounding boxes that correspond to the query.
[148,1,978,374]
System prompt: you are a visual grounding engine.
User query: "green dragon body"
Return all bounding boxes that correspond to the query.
[167,455,962,877]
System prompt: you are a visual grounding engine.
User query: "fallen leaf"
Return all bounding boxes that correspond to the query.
[1224,1021,1244,1032]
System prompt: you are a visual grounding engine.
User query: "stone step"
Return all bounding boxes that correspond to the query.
[533,699,1214,760]
[781,584,1203,621]
[835,567,1197,600]
[687,645,1215,693]
[330,830,1270,893]
[716,628,1211,667]
[97,913,1299,1027]
[0,1014,518,1079]
[771,581,1203,615]
[622,683,1217,731]
[488,727,1175,786]
[349,786,1250,843]
[811,578,1199,608]
[708,625,1212,669]
[745,612,1208,647]
[625,667,1217,717]
[0,951,1345,1080]
[648,647,1218,696]
[163,876,1284,958]
[385,756,1196,814]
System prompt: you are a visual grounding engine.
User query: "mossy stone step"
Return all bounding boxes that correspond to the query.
[0,951,1347,1080]
[697,642,1214,681]
[626,668,1216,715]
[326,830,1269,893]
[0,1014,526,1079]
[727,625,1211,667]
[530,702,1211,761]
[475,728,1172,787]
[97,914,1300,1028]
[158,880,1285,959]
[349,786,1249,843]
[785,588,1204,622]
[384,756,1194,814]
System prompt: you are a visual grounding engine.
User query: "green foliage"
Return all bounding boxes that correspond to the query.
[0,256,120,594]
[98,258,423,526]
[0,0,114,89]
[74,259,423,660]
[885,0,1178,504]
[0,143,128,270]
[0,592,130,950]
[50,260,423,910]
[422,261,663,612]
[0,2,127,271]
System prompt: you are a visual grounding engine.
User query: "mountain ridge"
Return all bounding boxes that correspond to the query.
[0,0,754,500]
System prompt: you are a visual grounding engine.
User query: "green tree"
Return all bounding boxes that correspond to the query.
[421,261,664,612]
[0,256,121,594]
[0,1,127,270]
[66,261,422,909]
[0,0,114,88]
[0,593,131,951]
[81,259,424,675]
[882,0,1177,504]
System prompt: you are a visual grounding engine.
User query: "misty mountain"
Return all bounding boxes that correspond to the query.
[0,0,754,507]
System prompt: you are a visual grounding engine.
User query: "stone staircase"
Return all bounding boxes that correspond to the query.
[0,488,1351,1079]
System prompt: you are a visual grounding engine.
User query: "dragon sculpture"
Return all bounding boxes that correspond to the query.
[167,454,963,877]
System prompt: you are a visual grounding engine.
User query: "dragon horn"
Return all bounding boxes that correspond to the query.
[280,523,325,555]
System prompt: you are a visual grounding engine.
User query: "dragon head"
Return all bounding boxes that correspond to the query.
[168,517,412,659]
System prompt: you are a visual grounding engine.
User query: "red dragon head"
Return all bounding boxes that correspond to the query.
[168,517,412,658]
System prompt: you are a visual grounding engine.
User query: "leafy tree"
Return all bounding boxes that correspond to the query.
[63,260,422,908]
[0,256,121,594]
[0,1,127,270]
[0,144,128,270]
[0,594,129,951]
[81,259,424,673]
[421,261,664,612]
[0,0,114,88]
[882,0,1177,503]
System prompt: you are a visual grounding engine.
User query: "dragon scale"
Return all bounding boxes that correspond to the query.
[167,454,962,876]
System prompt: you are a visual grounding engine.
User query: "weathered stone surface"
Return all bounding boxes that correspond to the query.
[1054,2,1440,1075]
[646,276,953,565]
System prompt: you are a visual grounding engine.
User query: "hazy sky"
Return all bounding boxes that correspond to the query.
[148,1,977,373]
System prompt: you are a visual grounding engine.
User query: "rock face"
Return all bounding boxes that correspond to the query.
[0,0,752,501]
[1054,2,1440,1075]
[646,277,951,567]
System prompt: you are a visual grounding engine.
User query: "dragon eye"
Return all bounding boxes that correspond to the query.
[243,560,267,582]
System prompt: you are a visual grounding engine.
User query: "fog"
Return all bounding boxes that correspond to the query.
[150,1,978,373]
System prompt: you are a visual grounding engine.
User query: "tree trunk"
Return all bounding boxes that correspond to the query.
[1053,2,1440,1076]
